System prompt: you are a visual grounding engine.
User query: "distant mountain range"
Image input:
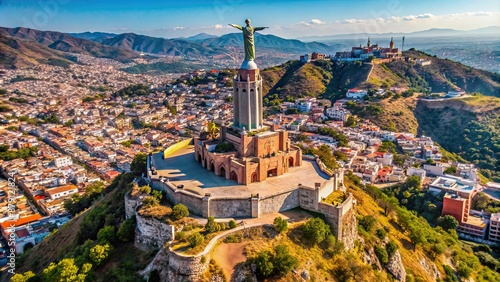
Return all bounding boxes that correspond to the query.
[0,25,498,72]
[0,27,138,66]
[298,26,500,42]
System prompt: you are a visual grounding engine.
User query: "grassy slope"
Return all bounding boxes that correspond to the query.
[16,177,154,280]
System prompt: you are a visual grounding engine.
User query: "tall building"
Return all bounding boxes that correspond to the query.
[195,23,302,185]
[232,64,264,132]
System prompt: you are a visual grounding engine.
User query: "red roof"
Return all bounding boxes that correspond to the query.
[0,214,43,231]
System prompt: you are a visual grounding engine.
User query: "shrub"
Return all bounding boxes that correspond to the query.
[142,196,159,208]
[376,228,387,239]
[457,264,472,279]
[386,240,399,257]
[224,234,242,243]
[139,185,151,194]
[475,251,499,270]
[89,243,113,266]
[214,142,235,153]
[117,217,136,242]
[374,245,389,265]
[443,264,458,282]
[205,217,221,233]
[359,215,377,232]
[187,232,204,247]
[255,250,274,277]
[97,225,115,244]
[274,245,298,275]
[152,190,163,201]
[303,218,331,244]
[218,222,226,231]
[175,231,187,242]
[273,217,288,233]
[228,220,237,229]
[172,204,189,220]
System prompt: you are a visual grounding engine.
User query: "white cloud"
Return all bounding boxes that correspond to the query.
[310,19,325,25]
[214,24,224,29]
[298,19,326,26]
[173,26,185,31]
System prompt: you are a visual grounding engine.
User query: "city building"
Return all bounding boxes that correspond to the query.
[489,213,500,244]
[53,156,73,168]
[346,89,368,99]
[334,37,403,62]
[45,184,79,200]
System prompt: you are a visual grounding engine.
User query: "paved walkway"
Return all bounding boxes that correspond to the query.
[175,210,312,258]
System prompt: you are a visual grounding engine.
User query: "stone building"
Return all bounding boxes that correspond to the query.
[194,60,302,185]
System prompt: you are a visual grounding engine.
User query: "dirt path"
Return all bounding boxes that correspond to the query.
[212,242,247,279]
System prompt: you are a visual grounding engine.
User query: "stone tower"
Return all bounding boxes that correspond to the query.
[390,37,394,49]
[232,62,264,131]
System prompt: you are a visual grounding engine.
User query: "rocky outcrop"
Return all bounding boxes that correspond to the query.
[419,256,441,280]
[386,250,406,282]
[146,247,209,282]
[134,214,174,251]
[341,209,357,250]
[124,191,142,219]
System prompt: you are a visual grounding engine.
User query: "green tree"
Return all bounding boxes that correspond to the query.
[43,258,91,282]
[187,232,205,247]
[303,218,331,244]
[97,225,116,244]
[344,115,357,128]
[273,217,288,233]
[255,250,274,277]
[89,243,113,266]
[131,153,147,176]
[205,216,221,233]
[117,217,136,242]
[274,245,298,275]
[437,215,459,232]
[172,204,189,220]
[229,220,237,229]
[359,215,377,232]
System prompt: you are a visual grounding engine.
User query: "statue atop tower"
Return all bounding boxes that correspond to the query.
[229,19,268,69]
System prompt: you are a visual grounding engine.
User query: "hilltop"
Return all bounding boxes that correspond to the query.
[0,32,74,68]
[260,53,499,181]
[261,50,499,99]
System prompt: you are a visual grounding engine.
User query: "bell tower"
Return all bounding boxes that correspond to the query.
[232,63,263,132]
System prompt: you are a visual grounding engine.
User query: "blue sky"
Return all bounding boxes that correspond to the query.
[0,0,498,38]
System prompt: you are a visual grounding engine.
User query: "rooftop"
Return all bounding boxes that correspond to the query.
[151,145,330,198]
[429,176,475,194]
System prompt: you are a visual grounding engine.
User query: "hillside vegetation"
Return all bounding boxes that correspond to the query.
[261,52,499,181]
[415,95,500,181]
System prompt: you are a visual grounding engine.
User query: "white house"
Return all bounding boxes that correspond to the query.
[53,156,73,168]
[346,89,368,99]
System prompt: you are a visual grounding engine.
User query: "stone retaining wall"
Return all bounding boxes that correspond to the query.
[134,213,175,251]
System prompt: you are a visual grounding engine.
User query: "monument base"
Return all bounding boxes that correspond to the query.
[240,60,258,70]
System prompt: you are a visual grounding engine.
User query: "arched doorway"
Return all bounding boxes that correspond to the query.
[198,154,202,163]
[230,171,238,182]
[219,166,226,177]
[251,172,258,183]
[209,161,214,172]
[289,157,294,167]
